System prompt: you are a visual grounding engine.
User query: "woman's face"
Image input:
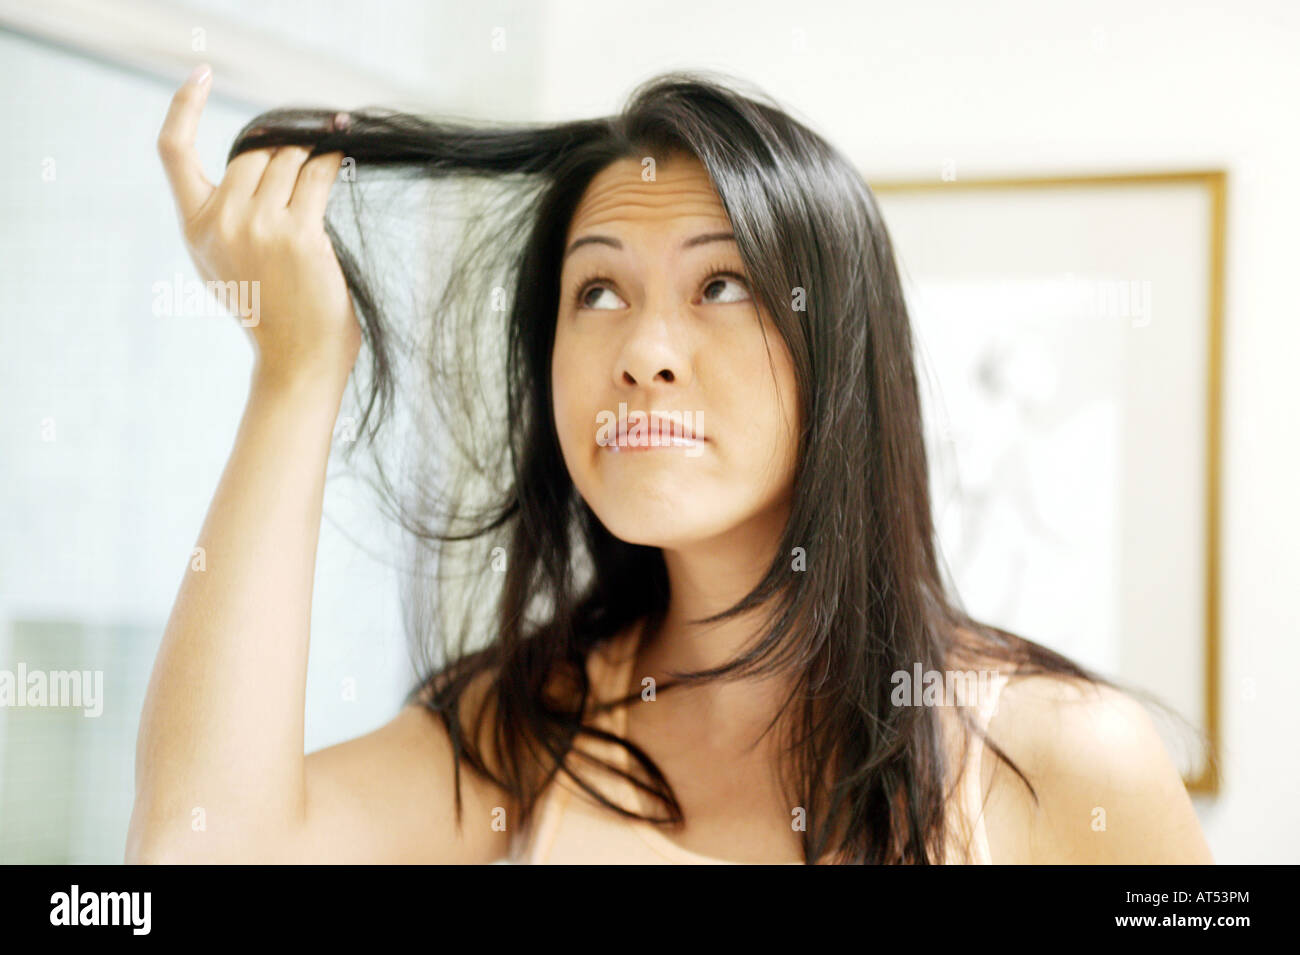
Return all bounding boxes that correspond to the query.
[551,153,801,548]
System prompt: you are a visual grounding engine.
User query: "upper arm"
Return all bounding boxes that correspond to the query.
[980,675,1214,864]
[290,669,514,864]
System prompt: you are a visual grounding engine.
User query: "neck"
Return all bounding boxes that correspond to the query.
[633,494,798,735]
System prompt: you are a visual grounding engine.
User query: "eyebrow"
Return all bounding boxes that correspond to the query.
[563,231,737,261]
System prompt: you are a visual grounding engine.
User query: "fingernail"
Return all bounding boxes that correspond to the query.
[188,63,212,86]
[333,111,352,131]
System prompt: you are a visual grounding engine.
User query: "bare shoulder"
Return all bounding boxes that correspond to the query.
[978,671,1214,864]
[296,663,514,863]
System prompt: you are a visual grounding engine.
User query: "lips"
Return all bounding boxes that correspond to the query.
[603,411,707,451]
[647,413,701,442]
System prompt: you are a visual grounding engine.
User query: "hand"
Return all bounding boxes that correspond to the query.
[157,64,361,393]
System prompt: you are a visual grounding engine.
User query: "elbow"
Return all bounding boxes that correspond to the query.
[124,823,185,865]
[126,786,305,863]
[124,803,195,864]
[124,802,223,864]
[125,809,298,864]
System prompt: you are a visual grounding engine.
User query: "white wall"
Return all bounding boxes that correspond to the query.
[1,0,1293,863]
[0,0,545,862]
[531,0,1300,863]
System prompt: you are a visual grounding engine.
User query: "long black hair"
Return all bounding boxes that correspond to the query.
[227,69,1205,863]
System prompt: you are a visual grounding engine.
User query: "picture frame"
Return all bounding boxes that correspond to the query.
[871,170,1226,794]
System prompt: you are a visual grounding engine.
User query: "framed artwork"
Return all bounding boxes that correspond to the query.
[871,171,1226,793]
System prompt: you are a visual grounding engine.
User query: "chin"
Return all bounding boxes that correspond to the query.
[589,499,738,549]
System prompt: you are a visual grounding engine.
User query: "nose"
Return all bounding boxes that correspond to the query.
[620,365,675,386]
[615,320,691,391]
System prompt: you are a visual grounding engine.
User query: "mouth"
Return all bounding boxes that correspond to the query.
[601,411,708,452]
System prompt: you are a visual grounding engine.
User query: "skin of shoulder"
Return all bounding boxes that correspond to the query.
[295,664,514,863]
[977,672,1215,864]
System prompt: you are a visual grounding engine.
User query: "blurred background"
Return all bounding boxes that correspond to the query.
[0,0,1295,863]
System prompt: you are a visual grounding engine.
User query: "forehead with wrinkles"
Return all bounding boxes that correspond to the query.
[567,153,731,239]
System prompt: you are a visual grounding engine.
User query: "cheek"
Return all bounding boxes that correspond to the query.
[772,355,802,467]
[730,340,800,479]
[774,350,801,440]
[550,330,590,463]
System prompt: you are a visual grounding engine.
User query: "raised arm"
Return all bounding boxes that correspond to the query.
[126,65,510,864]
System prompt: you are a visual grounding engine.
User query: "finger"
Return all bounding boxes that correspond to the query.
[216,147,276,202]
[288,151,344,224]
[252,145,312,208]
[157,63,216,219]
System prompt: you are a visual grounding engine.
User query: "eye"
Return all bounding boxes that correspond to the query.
[700,273,751,305]
[575,281,625,311]
[572,274,626,311]
[568,264,752,311]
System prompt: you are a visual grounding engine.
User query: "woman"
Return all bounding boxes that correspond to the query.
[127,63,1213,864]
